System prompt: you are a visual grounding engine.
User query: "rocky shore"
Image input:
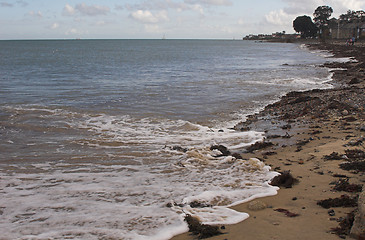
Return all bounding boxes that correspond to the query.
[172,42,364,240]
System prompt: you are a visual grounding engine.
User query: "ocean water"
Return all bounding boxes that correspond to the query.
[0,40,333,239]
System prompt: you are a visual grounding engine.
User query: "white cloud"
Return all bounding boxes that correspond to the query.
[261,0,365,35]
[125,0,229,14]
[130,10,169,24]
[29,10,42,18]
[281,0,365,17]
[265,9,292,26]
[63,3,110,17]
[65,28,87,36]
[16,0,27,7]
[67,28,78,35]
[50,23,59,29]
[1,0,27,7]
[191,4,204,15]
[1,2,13,7]
[115,5,124,11]
[144,24,162,33]
[75,3,110,16]
[237,18,245,25]
[184,0,232,6]
[63,4,75,16]
[125,1,185,11]
[95,20,107,26]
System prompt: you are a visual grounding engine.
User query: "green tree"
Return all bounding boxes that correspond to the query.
[339,10,365,23]
[313,6,333,27]
[293,15,318,38]
[313,6,333,40]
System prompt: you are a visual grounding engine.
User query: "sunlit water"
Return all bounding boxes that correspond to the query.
[0,40,333,239]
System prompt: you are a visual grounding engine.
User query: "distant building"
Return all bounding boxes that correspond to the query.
[243,32,300,41]
[329,21,365,40]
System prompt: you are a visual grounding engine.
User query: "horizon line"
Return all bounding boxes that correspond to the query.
[0,37,246,41]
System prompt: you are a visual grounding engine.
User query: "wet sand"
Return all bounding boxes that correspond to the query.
[172,41,365,240]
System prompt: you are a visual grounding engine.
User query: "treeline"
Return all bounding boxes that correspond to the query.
[293,6,365,39]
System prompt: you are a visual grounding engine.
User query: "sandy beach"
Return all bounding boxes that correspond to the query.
[172,41,365,240]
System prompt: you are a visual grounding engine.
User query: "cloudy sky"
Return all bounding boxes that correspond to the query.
[1,0,364,39]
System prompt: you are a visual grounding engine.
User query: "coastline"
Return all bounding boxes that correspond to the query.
[172,41,364,240]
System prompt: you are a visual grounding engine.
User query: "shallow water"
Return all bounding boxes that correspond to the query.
[0,40,333,239]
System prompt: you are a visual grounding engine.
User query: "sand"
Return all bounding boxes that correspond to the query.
[171,41,365,240]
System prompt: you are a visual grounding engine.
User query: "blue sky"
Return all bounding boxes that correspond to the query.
[1,0,364,39]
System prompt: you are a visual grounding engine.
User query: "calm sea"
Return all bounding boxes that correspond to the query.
[0,40,332,239]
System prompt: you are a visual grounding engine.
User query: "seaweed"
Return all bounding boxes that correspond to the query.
[184,214,222,239]
[317,195,358,209]
[345,149,365,161]
[189,201,212,208]
[246,141,273,153]
[270,171,298,188]
[332,179,363,193]
[331,211,355,238]
[274,208,300,217]
[323,152,343,160]
[340,161,365,172]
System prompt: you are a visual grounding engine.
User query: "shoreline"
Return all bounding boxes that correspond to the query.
[172,42,364,239]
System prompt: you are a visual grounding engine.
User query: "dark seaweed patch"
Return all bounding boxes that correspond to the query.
[184,214,222,239]
[270,171,298,188]
[317,195,358,209]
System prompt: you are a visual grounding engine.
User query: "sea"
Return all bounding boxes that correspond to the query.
[0,39,335,239]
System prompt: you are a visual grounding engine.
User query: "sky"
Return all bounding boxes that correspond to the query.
[0,0,364,40]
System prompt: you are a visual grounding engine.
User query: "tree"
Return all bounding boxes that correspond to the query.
[339,10,365,23]
[293,15,318,38]
[313,6,333,27]
[313,6,333,40]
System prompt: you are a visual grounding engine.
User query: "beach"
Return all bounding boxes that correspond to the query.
[1,40,363,239]
[172,42,365,240]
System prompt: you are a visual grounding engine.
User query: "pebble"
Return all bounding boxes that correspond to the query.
[248,200,267,211]
[328,209,336,216]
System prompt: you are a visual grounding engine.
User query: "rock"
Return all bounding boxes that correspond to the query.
[171,146,188,153]
[189,201,212,208]
[342,116,357,122]
[349,77,361,84]
[328,209,336,216]
[248,200,267,211]
[350,191,365,238]
[231,153,243,159]
[210,145,231,157]
[270,171,298,188]
[281,124,292,130]
[342,110,349,116]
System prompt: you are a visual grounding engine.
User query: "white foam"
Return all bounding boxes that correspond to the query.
[0,153,278,239]
[0,101,274,240]
[71,112,265,155]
